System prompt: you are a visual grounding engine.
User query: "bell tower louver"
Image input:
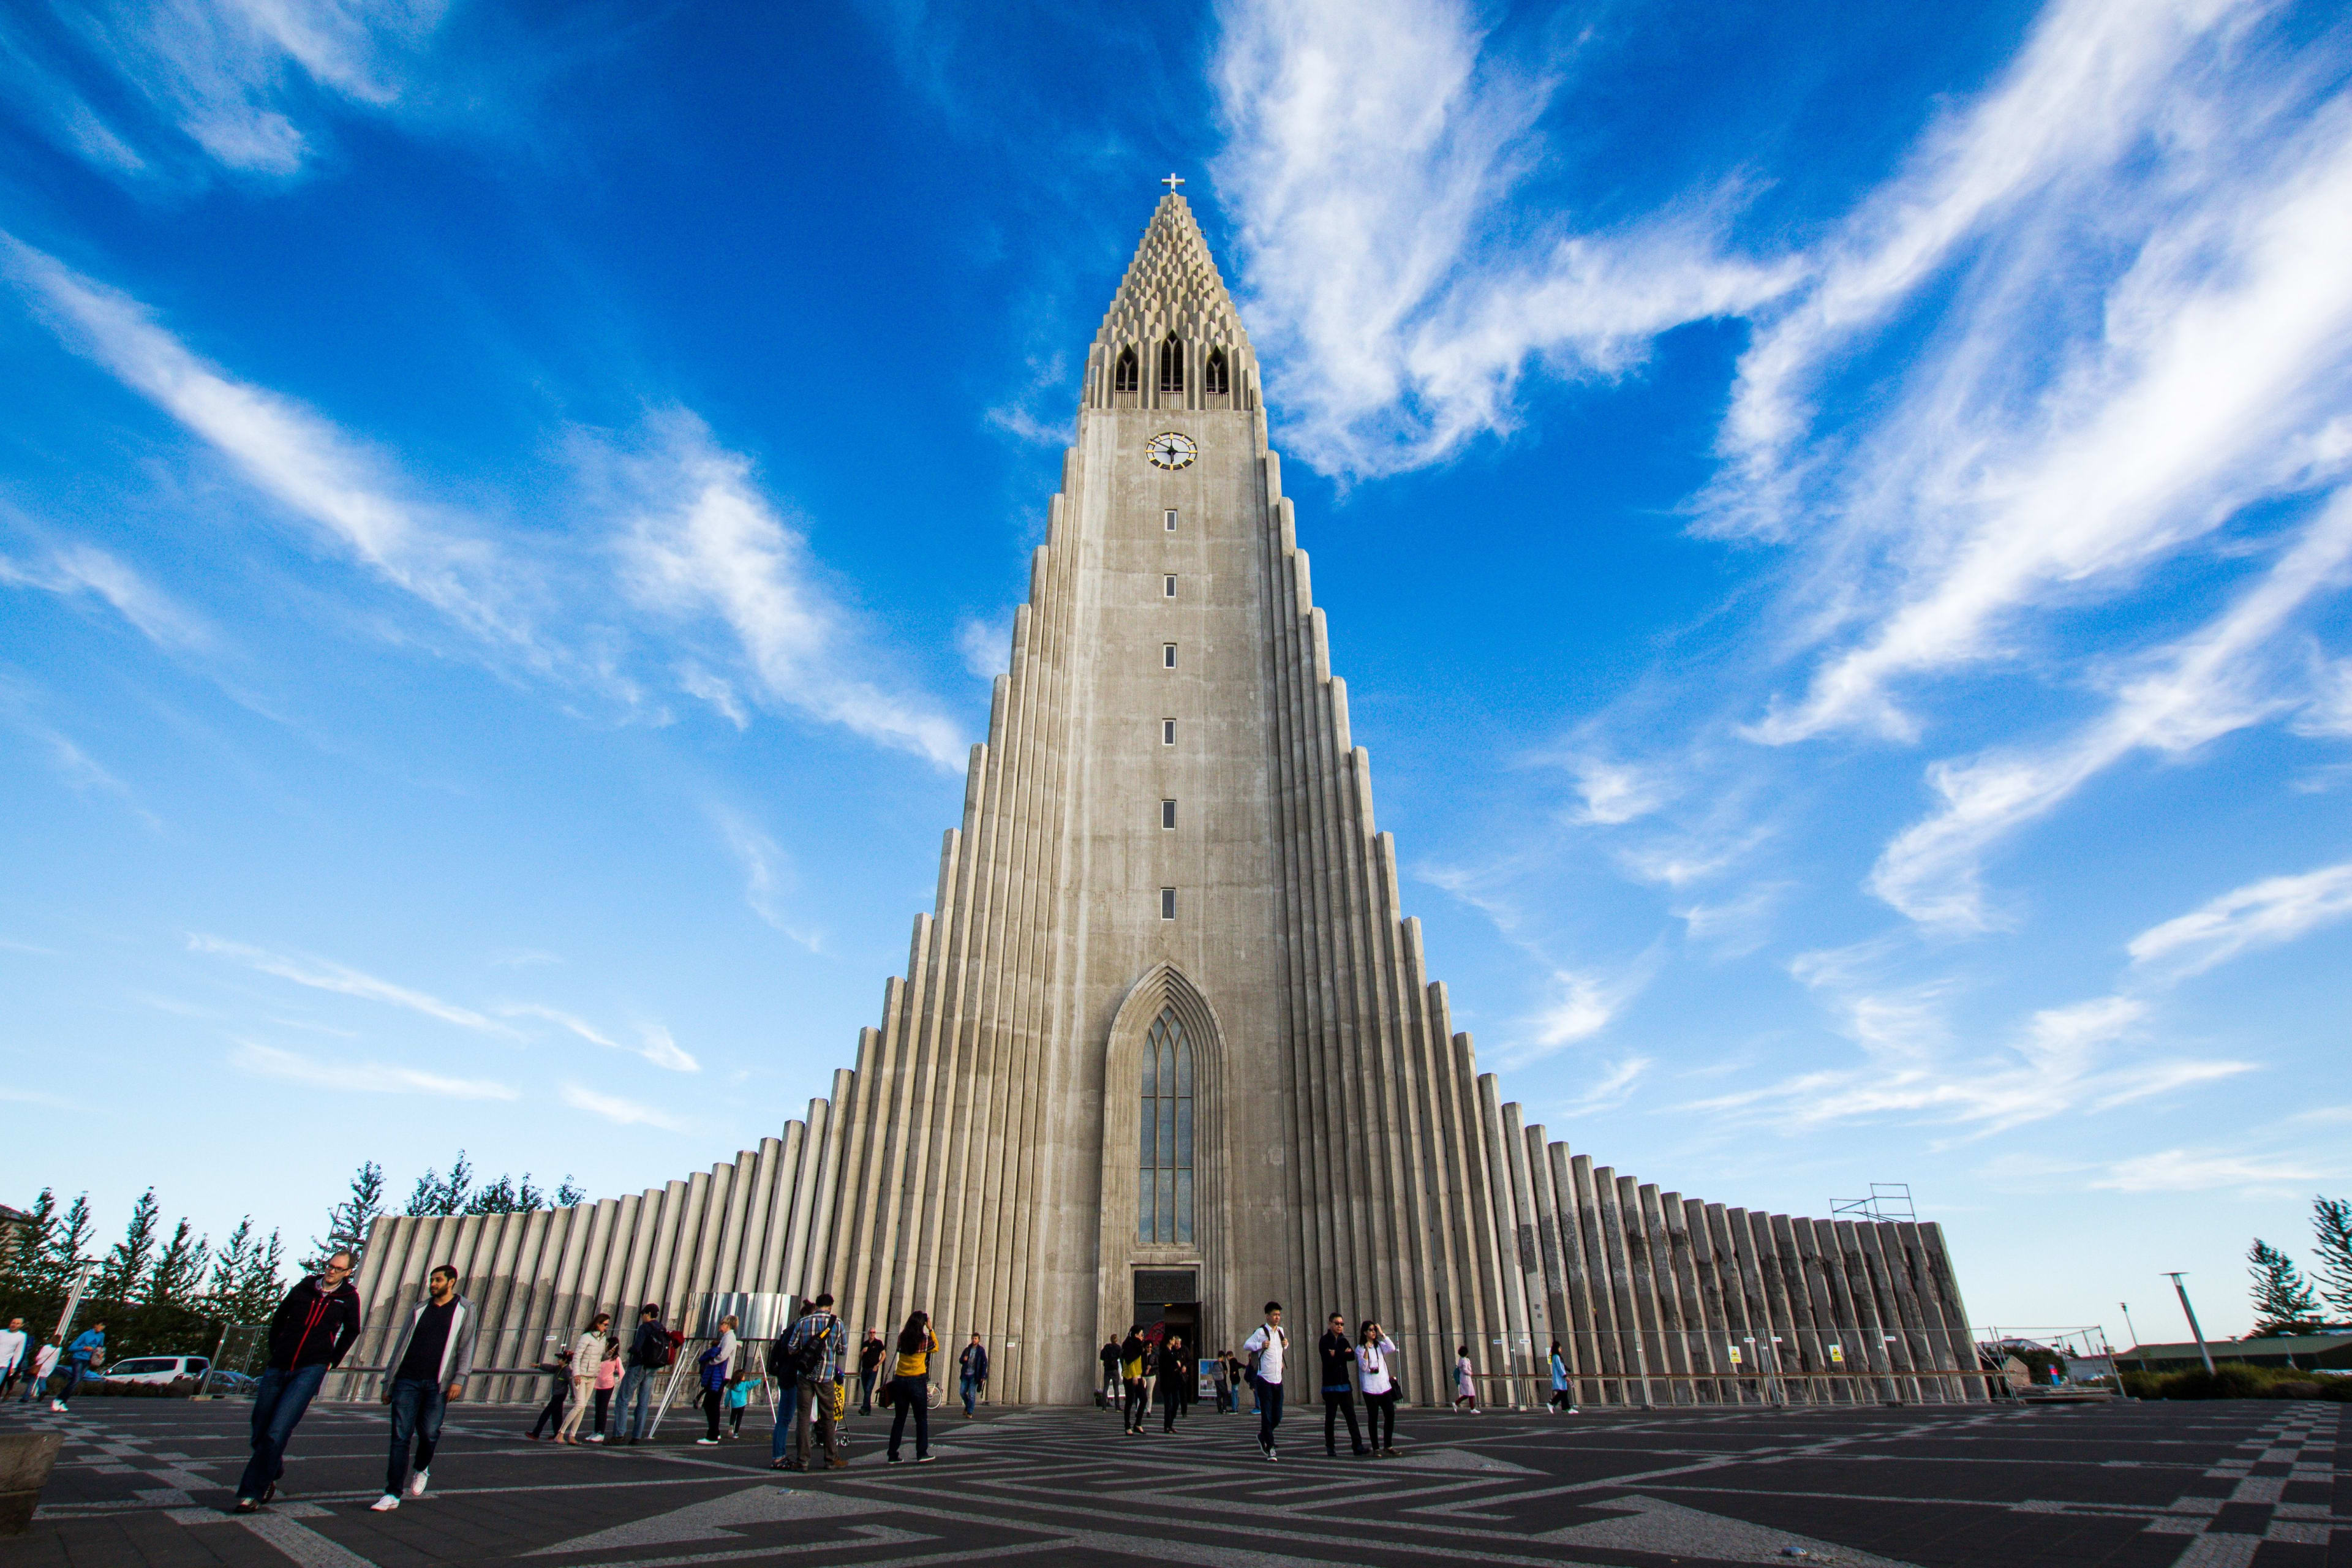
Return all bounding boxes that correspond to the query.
[345,195,1983,1411]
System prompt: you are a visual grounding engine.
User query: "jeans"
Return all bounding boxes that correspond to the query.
[1364,1389,1397,1449]
[17,1365,48,1402]
[794,1376,837,1466]
[859,1368,877,1414]
[1324,1389,1364,1452]
[1256,1378,1284,1450]
[701,1387,724,1439]
[960,1374,979,1415]
[385,1377,445,1496]
[559,1376,595,1440]
[1123,1379,1147,1431]
[886,1375,929,1459]
[615,1365,654,1440]
[530,1376,568,1436]
[593,1387,612,1434]
[1213,1380,1230,1413]
[1161,1384,1184,1433]
[238,1363,327,1501]
[771,1380,801,1463]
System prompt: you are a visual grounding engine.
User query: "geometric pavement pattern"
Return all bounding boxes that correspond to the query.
[5,1395,2343,1567]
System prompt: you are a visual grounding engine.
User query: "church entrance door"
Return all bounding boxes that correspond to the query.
[1133,1268,1200,1348]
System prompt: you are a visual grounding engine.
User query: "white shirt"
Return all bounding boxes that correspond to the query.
[1242,1323,1287,1385]
[1357,1335,1398,1396]
[32,1344,59,1378]
[0,1328,25,1370]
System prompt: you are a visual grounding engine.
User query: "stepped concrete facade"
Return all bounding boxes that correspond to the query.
[347,195,1981,1407]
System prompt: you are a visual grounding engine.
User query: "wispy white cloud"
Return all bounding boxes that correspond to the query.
[1209,0,1795,476]
[608,411,963,767]
[191,933,519,1037]
[1867,489,2352,929]
[2127,861,2352,979]
[231,1039,516,1099]
[0,538,214,651]
[1493,961,1653,1071]
[2091,1147,2339,1194]
[0,0,450,181]
[1,235,533,650]
[1564,760,1660,827]
[560,1081,687,1130]
[1550,1057,1651,1118]
[494,1003,700,1072]
[706,805,821,952]
[956,614,1009,681]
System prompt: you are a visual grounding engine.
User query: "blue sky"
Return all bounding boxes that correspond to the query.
[3,0,2348,1344]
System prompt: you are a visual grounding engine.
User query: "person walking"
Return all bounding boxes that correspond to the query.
[1118,1327,1149,1434]
[774,1292,846,1472]
[1210,1348,1231,1414]
[1318,1312,1368,1457]
[1156,1334,1189,1433]
[694,1314,739,1445]
[1453,1345,1480,1413]
[557,1314,610,1443]
[18,1339,59,1404]
[235,1254,362,1512]
[958,1333,989,1417]
[1098,1338,1121,1409]
[53,1319,104,1411]
[1242,1302,1287,1461]
[592,1335,622,1441]
[858,1330,886,1415]
[616,1303,669,1444]
[526,1343,573,1439]
[885,1311,937,1464]
[0,1317,24,1400]
[368,1263,477,1512]
[1357,1321,1401,1457]
[1548,1339,1577,1413]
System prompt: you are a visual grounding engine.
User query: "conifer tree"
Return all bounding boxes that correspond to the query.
[2312,1195,2352,1321]
[2248,1238,2323,1336]
[51,1193,95,1295]
[308,1161,385,1270]
[556,1177,585,1208]
[2,1188,58,1297]
[147,1218,209,1308]
[407,1153,475,1217]
[94,1189,159,1302]
[207,1219,257,1311]
[239,1231,287,1321]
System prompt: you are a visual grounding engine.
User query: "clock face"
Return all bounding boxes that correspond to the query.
[1145,432,1198,470]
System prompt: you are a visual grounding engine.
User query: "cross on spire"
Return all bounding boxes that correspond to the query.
[1161,172,1185,192]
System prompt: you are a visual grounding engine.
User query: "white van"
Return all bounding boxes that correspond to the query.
[101,1355,211,1385]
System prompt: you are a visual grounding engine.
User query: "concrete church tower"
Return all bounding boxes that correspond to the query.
[347,195,1983,1409]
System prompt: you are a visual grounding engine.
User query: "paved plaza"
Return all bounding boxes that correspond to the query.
[3,1396,2344,1568]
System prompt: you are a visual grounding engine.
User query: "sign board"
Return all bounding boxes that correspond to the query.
[1727,1346,1743,1365]
[1829,1344,1844,1364]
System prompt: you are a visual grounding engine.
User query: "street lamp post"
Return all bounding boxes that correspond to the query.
[2162,1273,2215,1374]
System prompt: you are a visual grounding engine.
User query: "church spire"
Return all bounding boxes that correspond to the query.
[1085,194,1257,412]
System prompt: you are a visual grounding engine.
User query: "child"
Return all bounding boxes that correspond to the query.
[726,1371,753,1438]
[592,1336,623,1442]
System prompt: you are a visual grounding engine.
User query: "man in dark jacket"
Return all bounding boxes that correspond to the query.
[615,1303,668,1444]
[1318,1312,1367,1457]
[858,1330,886,1414]
[236,1252,363,1512]
[958,1333,989,1417]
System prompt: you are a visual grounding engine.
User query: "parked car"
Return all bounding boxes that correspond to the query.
[204,1369,257,1393]
[100,1355,211,1385]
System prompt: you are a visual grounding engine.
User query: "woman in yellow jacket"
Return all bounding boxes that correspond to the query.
[885,1311,938,1464]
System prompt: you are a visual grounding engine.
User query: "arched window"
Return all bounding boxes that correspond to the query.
[1138,1009,1193,1244]
[1113,346,1139,393]
[1158,333,1183,393]
[1203,347,1229,397]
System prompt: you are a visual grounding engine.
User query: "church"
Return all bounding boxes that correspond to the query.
[344,192,1982,1408]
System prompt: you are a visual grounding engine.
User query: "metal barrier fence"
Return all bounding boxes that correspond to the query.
[1378,1329,1989,1409]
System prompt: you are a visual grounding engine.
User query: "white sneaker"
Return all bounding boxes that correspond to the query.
[369,1495,399,1512]
[695,1437,719,1446]
[586,1434,605,1444]
[407,1469,429,1498]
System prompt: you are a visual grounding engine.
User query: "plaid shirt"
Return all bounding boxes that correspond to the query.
[783,1311,846,1381]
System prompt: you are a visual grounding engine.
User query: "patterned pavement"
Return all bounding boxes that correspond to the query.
[3,1393,2344,1567]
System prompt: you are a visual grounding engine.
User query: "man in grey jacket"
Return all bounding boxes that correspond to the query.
[370,1265,477,1512]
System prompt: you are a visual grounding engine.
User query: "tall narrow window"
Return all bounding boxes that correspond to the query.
[1204,347,1229,396]
[1159,887,1177,921]
[1163,508,1177,532]
[1113,346,1139,393]
[1163,574,1177,598]
[1161,718,1176,745]
[1158,333,1183,393]
[1161,799,1177,829]
[1163,644,1177,669]
[1139,1009,1193,1242]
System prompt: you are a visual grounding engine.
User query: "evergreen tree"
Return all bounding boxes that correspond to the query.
[2,1188,58,1297]
[238,1230,287,1320]
[407,1153,474,1217]
[308,1161,385,1270]
[465,1173,522,1214]
[147,1218,209,1308]
[51,1193,96,1294]
[94,1188,160,1302]
[2312,1195,2352,1321]
[555,1177,586,1208]
[207,1219,257,1310]
[2248,1238,2324,1335]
